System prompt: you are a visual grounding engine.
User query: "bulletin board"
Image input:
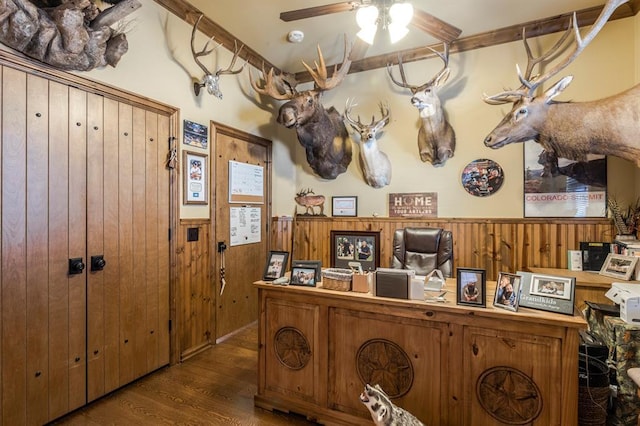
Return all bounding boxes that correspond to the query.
[229,161,264,204]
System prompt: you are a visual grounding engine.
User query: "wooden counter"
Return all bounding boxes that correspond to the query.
[527,267,640,310]
[254,278,586,426]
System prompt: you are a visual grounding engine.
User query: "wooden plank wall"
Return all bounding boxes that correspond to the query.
[271,217,617,280]
[176,219,213,360]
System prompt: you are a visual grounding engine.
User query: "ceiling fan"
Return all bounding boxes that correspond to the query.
[279,1,462,44]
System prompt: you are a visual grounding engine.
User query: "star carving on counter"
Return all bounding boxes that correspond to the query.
[274,327,311,370]
[356,339,414,398]
[477,367,542,424]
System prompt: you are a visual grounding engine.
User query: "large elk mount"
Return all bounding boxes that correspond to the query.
[0,0,140,71]
[483,0,640,168]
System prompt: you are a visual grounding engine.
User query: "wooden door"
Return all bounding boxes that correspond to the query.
[212,122,271,339]
[0,59,173,424]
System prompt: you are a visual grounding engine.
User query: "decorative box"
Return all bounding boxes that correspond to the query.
[321,268,352,291]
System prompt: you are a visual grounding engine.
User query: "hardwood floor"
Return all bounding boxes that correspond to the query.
[51,322,317,425]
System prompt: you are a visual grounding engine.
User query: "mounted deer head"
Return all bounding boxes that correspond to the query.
[250,35,353,180]
[344,99,391,188]
[387,43,455,167]
[191,14,246,99]
[483,0,640,167]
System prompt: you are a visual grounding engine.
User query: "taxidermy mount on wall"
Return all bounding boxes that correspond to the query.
[250,35,353,180]
[483,0,640,168]
[0,0,141,71]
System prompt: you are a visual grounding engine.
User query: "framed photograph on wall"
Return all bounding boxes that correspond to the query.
[263,251,289,281]
[456,268,486,307]
[517,271,576,315]
[332,196,357,217]
[599,254,639,281]
[330,230,380,271]
[183,151,208,205]
[493,272,522,312]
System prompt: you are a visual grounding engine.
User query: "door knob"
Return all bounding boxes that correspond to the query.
[91,255,106,271]
[68,258,85,275]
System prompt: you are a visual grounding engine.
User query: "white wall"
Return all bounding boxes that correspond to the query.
[75,3,636,219]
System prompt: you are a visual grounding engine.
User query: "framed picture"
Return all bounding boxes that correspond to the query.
[493,272,522,312]
[332,196,357,217]
[599,254,639,281]
[183,119,208,149]
[456,268,486,307]
[330,230,380,271]
[291,260,322,283]
[183,151,208,204]
[461,158,504,197]
[290,266,318,287]
[263,251,289,281]
[523,143,606,217]
[517,271,576,315]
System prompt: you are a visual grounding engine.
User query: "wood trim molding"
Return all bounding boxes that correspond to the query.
[153,0,639,83]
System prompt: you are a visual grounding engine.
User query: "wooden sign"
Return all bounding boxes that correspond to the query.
[388,192,438,218]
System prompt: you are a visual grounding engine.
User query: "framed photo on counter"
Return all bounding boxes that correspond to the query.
[263,251,289,281]
[456,268,486,307]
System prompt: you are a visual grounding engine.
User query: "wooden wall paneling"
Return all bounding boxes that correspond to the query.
[2,66,27,424]
[177,219,212,360]
[273,217,617,281]
[48,80,71,420]
[144,110,160,372]
[118,102,135,386]
[87,92,106,403]
[102,97,121,396]
[156,114,171,368]
[68,87,88,412]
[0,64,3,424]
[132,106,148,380]
[26,73,49,426]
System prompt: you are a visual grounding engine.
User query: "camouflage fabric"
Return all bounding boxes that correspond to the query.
[585,306,640,425]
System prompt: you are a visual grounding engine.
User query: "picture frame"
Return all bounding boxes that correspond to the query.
[290,266,318,287]
[330,230,380,271]
[517,271,576,315]
[493,272,522,312]
[183,119,208,149]
[291,260,322,283]
[183,150,208,205]
[599,254,639,281]
[263,251,289,281]
[456,268,486,307]
[332,196,358,217]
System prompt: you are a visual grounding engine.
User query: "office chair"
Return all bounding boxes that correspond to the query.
[391,227,453,278]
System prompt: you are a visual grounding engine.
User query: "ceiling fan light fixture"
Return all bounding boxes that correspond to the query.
[388,2,413,28]
[388,23,409,43]
[356,5,379,29]
[357,24,378,45]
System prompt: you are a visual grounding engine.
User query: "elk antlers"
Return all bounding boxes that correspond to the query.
[190,14,246,98]
[484,0,628,104]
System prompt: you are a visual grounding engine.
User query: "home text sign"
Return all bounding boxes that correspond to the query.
[388,192,438,218]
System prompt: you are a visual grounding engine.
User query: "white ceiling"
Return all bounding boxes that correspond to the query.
[184,0,608,73]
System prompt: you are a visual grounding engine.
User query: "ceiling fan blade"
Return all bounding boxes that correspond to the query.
[280,2,358,22]
[350,37,370,62]
[411,9,462,43]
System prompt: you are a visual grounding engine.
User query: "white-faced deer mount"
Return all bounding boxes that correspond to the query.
[483,0,640,167]
[387,43,456,167]
[344,99,391,188]
[191,14,246,99]
[250,36,353,180]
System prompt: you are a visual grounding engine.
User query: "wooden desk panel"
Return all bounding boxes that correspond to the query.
[255,279,586,425]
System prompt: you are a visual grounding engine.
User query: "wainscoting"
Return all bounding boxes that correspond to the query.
[271,216,616,280]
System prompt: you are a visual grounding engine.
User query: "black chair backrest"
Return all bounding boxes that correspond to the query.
[391,227,453,278]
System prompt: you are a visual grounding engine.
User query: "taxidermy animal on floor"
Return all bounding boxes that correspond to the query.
[294,189,325,216]
[483,0,640,167]
[344,99,391,188]
[387,43,456,167]
[0,0,140,70]
[190,14,245,99]
[250,35,353,180]
[360,384,425,426]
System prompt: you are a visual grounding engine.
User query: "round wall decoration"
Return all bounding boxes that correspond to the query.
[461,159,504,197]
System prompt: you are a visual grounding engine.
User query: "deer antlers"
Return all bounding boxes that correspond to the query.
[484,0,628,104]
[344,99,390,135]
[387,43,450,94]
[190,14,246,98]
